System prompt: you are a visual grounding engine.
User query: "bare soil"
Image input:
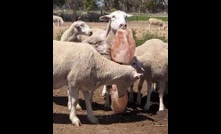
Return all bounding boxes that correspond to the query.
[53,21,168,134]
[53,81,168,134]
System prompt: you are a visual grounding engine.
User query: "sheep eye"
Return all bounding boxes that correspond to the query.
[112,15,116,18]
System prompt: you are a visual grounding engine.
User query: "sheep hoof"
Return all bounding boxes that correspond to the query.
[104,105,111,111]
[70,117,82,126]
[76,104,82,111]
[159,106,165,111]
[89,117,100,124]
[128,97,133,103]
[143,105,150,112]
[68,102,71,110]
[135,100,141,105]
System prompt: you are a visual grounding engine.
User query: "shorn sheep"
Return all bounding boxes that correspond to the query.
[130,39,168,111]
[82,10,134,110]
[148,18,167,30]
[60,20,93,42]
[81,10,144,113]
[53,15,64,26]
[53,40,142,126]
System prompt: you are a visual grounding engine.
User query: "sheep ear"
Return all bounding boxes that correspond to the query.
[99,15,111,21]
[132,57,145,71]
[126,14,133,17]
[133,73,143,80]
[74,23,80,28]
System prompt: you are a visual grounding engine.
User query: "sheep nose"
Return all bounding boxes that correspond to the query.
[119,24,127,29]
[88,31,93,36]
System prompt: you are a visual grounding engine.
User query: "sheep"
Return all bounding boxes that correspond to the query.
[82,10,134,110]
[53,40,142,126]
[148,18,167,31]
[130,39,168,111]
[101,39,166,109]
[53,15,64,26]
[60,20,93,42]
[129,39,168,101]
[83,10,133,54]
[77,28,106,42]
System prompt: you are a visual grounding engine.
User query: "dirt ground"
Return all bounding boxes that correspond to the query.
[53,21,168,134]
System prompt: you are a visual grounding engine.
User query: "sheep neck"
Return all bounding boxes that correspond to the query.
[67,28,80,41]
[97,57,131,85]
[104,21,117,47]
[105,29,116,47]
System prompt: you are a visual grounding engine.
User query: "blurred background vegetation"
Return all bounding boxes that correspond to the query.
[53,0,168,22]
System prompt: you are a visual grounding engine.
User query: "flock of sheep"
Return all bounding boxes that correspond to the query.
[53,10,168,126]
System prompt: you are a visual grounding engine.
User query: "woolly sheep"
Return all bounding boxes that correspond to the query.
[130,39,168,111]
[53,15,64,26]
[101,39,166,109]
[53,40,142,126]
[60,20,93,42]
[77,28,106,42]
[148,18,167,30]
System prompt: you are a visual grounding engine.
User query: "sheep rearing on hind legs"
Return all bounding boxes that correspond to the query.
[81,10,135,111]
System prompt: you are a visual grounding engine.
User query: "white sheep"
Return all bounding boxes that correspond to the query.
[148,18,167,31]
[53,15,64,26]
[101,39,167,110]
[130,39,168,111]
[82,10,134,110]
[77,28,106,42]
[53,40,142,126]
[60,20,93,42]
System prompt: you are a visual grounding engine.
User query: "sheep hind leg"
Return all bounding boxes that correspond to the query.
[158,80,165,111]
[135,78,145,105]
[83,91,99,124]
[148,24,151,31]
[68,86,81,126]
[143,81,153,111]
[128,84,134,103]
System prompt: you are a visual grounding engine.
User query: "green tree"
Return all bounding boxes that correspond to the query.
[83,0,97,12]
[53,0,66,7]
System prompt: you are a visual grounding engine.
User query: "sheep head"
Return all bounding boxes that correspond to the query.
[111,72,143,114]
[99,10,133,32]
[72,21,93,36]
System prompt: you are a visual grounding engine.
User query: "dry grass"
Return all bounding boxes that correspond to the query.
[53,21,168,41]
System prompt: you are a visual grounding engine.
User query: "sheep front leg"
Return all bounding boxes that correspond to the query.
[158,80,165,111]
[101,85,107,97]
[82,91,99,124]
[104,85,111,110]
[143,82,153,111]
[135,78,145,105]
[67,89,82,111]
[68,86,81,126]
[128,84,134,103]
